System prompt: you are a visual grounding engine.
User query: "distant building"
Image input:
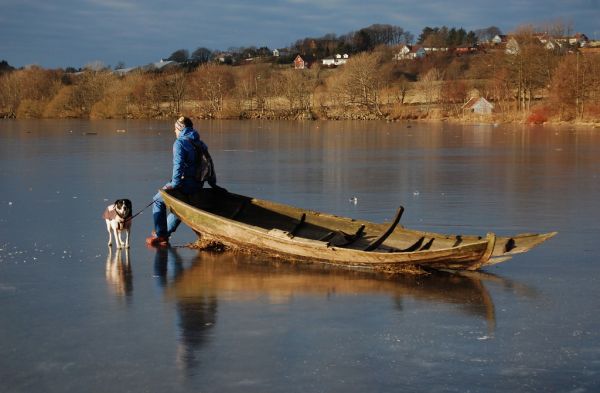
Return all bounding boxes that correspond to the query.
[145,59,178,71]
[393,45,426,60]
[423,46,449,53]
[569,33,589,47]
[113,67,137,76]
[293,55,315,69]
[454,44,479,55]
[462,97,494,115]
[322,53,349,67]
[505,37,520,55]
[492,35,508,44]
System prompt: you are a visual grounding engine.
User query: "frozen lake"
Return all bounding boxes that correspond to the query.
[1,119,599,392]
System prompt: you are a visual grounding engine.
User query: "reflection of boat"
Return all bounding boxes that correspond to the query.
[165,252,498,332]
[161,189,556,273]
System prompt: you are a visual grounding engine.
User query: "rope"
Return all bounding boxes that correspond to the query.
[126,200,156,222]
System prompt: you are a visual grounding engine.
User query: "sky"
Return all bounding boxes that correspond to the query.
[1,0,599,69]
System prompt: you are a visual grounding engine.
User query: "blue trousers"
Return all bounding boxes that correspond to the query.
[152,191,182,238]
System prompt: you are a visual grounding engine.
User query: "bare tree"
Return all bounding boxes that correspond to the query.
[191,47,213,64]
[161,70,187,114]
[190,63,234,117]
[440,79,468,117]
[275,69,317,115]
[335,52,386,116]
[167,49,189,63]
[0,72,21,117]
[418,67,443,113]
[70,69,115,116]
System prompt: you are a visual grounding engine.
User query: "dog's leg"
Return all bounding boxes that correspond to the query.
[106,220,113,247]
[114,227,123,249]
[124,229,130,249]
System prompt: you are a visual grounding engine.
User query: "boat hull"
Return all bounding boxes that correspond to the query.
[161,189,555,273]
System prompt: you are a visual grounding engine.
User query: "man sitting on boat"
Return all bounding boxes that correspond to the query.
[146,116,225,247]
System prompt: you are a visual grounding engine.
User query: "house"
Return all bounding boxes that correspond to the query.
[293,55,314,69]
[113,67,137,76]
[423,47,449,53]
[272,49,279,57]
[294,55,306,69]
[569,33,589,47]
[322,54,349,67]
[454,44,478,55]
[505,37,520,55]
[492,35,508,44]
[145,59,178,71]
[393,45,411,60]
[393,45,426,60]
[462,97,494,115]
[543,39,564,51]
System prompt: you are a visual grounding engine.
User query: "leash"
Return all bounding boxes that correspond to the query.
[126,200,156,222]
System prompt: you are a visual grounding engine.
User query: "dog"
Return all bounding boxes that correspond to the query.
[103,199,132,249]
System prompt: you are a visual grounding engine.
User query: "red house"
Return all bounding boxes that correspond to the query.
[294,55,306,69]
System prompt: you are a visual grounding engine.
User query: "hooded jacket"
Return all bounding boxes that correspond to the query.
[166,127,211,194]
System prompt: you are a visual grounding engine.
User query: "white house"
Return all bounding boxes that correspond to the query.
[322,54,349,66]
[393,45,412,60]
[393,45,426,60]
[492,34,507,44]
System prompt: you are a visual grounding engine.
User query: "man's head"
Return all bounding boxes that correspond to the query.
[174,116,193,136]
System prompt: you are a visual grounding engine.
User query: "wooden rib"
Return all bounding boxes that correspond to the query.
[333,225,366,247]
[468,232,497,270]
[318,231,336,241]
[419,238,435,251]
[230,199,249,219]
[452,235,463,247]
[504,238,516,253]
[364,207,404,252]
[287,213,306,238]
[400,236,425,252]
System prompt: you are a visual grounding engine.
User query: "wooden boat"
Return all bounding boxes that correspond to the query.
[160,189,556,273]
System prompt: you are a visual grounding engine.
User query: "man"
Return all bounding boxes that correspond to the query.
[146,116,223,247]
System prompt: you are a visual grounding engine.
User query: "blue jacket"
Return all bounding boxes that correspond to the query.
[166,127,210,194]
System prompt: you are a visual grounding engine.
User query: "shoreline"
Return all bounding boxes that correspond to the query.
[3,114,598,129]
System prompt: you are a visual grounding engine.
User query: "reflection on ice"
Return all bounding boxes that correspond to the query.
[105,248,132,299]
[139,247,539,377]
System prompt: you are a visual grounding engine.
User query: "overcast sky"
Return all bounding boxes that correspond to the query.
[1,0,599,69]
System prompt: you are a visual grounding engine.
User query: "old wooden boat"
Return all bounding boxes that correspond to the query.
[160,189,556,273]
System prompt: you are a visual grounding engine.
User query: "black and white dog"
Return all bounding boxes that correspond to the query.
[103,199,132,249]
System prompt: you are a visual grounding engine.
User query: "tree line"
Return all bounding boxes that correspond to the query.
[1,25,599,123]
